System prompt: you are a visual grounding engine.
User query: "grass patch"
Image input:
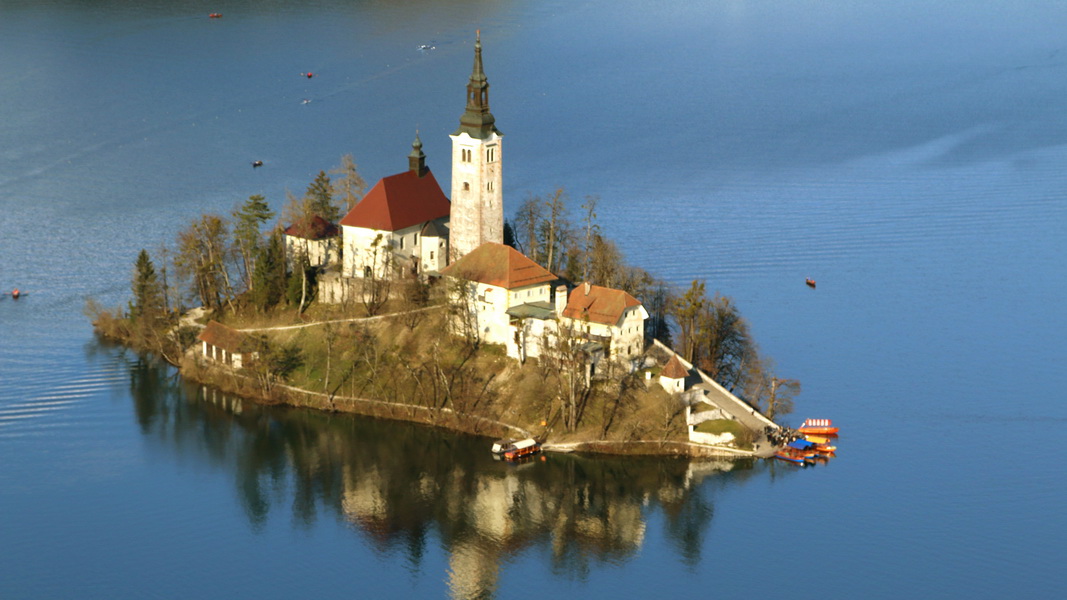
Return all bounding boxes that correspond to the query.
[694,419,745,436]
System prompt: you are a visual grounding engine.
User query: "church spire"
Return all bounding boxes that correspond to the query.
[408,130,427,176]
[454,30,500,139]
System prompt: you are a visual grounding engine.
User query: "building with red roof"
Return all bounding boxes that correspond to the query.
[339,134,451,278]
[441,242,559,356]
[284,215,340,269]
[197,320,258,369]
[558,282,649,360]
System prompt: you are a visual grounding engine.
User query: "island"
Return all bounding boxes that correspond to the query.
[90,33,806,460]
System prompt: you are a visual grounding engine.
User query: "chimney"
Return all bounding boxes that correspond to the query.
[583,281,591,296]
[555,284,568,316]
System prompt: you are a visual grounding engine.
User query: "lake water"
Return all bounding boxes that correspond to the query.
[2,0,1065,597]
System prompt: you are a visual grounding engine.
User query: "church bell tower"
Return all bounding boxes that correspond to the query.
[449,31,503,260]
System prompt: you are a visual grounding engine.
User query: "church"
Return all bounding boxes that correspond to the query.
[300,32,648,366]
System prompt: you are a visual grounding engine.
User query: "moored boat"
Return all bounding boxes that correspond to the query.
[503,438,541,461]
[798,418,839,435]
[490,438,516,454]
[775,448,814,465]
[805,278,816,288]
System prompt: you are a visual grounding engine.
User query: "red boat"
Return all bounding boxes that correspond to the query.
[805,278,816,288]
[775,448,814,465]
[797,418,839,435]
[209,13,222,18]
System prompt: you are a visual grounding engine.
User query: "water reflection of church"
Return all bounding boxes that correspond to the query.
[135,367,770,600]
[338,450,744,598]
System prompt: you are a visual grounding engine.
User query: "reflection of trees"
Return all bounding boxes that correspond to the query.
[121,353,786,599]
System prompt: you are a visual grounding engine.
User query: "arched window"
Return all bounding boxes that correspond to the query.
[463,182,470,191]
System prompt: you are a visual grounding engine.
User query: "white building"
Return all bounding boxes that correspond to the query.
[338,135,451,279]
[284,215,339,270]
[440,242,557,358]
[197,320,257,369]
[559,282,649,360]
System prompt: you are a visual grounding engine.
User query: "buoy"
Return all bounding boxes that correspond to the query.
[12,288,20,299]
[305,72,314,79]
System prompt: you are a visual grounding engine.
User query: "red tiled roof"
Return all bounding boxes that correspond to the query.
[440,242,557,290]
[561,282,642,327]
[284,215,338,240]
[339,168,450,232]
[661,354,689,380]
[197,320,255,354]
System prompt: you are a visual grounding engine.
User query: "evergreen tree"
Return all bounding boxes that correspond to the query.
[251,230,286,311]
[130,249,165,321]
[305,171,339,223]
[232,194,275,290]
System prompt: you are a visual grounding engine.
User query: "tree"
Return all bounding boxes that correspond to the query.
[175,214,236,312]
[251,229,287,311]
[741,356,799,420]
[644,279,673,346]
[246,336,304,396]
[543,188,568,274]
[540,319,594,432]
[588,235,623,288]
[580,195,599,281]
[447,276,481,348]
[130,249,165,324]
[502,220,517,249]
[360,234,393,316]
[286,251,316,313]
[330,154,367,212]
[695,293,752,393]
[305,170,339,223]
[672,280,706,362]
[232,194,275,290]
[512,195,544,261]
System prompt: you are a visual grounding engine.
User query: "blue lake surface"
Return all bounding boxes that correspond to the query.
[1,1,1065,597]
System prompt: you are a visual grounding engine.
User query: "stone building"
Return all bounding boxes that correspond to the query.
[448,31,504,260]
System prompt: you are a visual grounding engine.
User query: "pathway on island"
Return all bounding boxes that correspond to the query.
[236,305,444,333]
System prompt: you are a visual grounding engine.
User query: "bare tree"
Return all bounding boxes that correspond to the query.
[330,154,368,213]
[540,319,593,432]
[513,195,544,261]
[671,280,706,362]
[695,293,752,393]
[360,234,392,316]
[174,214,237,312]
[446,276,481,348]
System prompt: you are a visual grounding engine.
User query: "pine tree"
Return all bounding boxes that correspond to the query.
[130,249,164,321]
[232,194,275,290]
[251,230,286,311]
[305,171,338,223]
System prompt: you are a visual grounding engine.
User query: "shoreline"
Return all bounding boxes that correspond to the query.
[181,354,753,460]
